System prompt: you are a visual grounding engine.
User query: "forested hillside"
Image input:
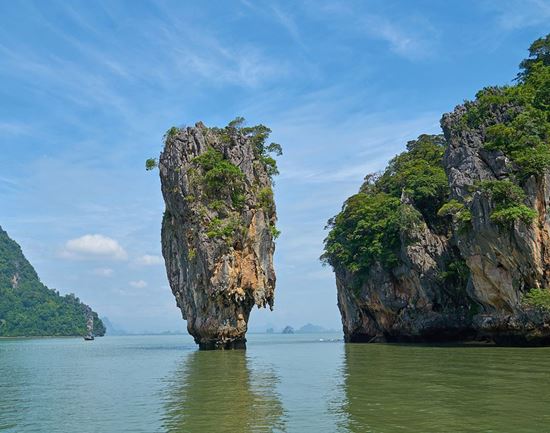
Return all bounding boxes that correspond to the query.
[0,226,105,337]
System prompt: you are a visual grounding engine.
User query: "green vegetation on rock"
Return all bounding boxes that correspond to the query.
[322,192,403,272]
[212,117,283,179]
[464,35,550,180]
[523,288,550,311]
[437,199,472,227]
[192,148,245,208]
[322,135,448,275]
[377,134,449,225]
[0,226,105,337]
[477,180,537,226]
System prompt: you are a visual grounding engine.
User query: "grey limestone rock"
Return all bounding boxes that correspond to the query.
[159,122,277,349]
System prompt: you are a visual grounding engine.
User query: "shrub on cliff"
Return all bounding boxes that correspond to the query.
[523,288,550,311]
[192,148,245,207]
[212,117,283,178]
[477,180,537,226]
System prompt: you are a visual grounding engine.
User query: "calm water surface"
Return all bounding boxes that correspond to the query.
[1,333,549,432]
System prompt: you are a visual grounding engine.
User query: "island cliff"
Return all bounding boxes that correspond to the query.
[157,118,280,349]
[323,35,550,345]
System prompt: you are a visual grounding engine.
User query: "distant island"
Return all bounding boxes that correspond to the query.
[0,226,105,337]
[277,323,337,334]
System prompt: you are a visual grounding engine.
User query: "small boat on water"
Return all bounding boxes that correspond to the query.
[83,308,95,341]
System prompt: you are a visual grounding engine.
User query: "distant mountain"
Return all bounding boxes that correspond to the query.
[282,326,294,334]
[296,323,328,333]
[100,317,127,335]
[0,226,105,337]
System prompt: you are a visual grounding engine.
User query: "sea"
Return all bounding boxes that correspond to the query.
[1,333,549,432]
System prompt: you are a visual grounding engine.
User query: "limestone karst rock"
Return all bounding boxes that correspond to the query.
[324,35,550,345]
[159,119,279,349]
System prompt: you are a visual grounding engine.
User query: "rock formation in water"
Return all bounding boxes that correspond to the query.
[158,118,280,349]
[0,225,105,337]
[323,34,550,345]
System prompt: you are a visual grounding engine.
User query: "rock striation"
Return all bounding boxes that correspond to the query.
[325,35,550,345]
[159,120,279,349]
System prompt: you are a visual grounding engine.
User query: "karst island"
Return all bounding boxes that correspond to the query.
[148,118,281,349]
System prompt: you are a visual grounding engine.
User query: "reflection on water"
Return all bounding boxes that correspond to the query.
[163,350,286,432]
[3,335,550,433]
[341,343,550,433]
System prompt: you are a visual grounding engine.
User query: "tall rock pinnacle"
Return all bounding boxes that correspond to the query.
[158,119,280,349]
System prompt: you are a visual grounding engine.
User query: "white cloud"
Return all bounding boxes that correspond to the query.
[130,280,147,289]
[0,121,32,136]
[63,234,127,260]
[486,0,550,30]
[135,254,164,266]
[93,267,114,277]
[361,14,436,60]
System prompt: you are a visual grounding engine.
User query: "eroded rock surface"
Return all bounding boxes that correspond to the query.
[331,100,550,345]
[159,121,278,349]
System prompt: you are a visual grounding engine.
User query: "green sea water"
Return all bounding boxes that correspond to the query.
[1,333,549,432]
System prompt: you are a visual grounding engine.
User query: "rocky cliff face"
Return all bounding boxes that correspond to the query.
[441,105,550,344]
[159,120,278,349]
[334,106,550,345]
[327,36,550,345]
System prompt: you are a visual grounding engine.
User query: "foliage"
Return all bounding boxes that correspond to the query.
[164,126,180,142]
[462,34,550,180]
[322,192,404,272]
[323,134,450,276]
[145,158,158,171]
[439,258,470,288]
[258,187,274,211]
[437,199,472,226]
[192,148,245,208]
[214,117,283,178]
[485,104,550,179]
[377,134,449,225]
[518,34,550,81]
[206,217,242,242]
[477,180,537,226]
[269,225,281,239]
[490,205,537,225]
[145,127,180,171]
[0,227,105,337]
[522,287,550,310]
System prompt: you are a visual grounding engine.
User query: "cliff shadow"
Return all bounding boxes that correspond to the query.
[162,350,286,432]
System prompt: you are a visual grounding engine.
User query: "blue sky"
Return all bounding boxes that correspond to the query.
[1,0,548,333]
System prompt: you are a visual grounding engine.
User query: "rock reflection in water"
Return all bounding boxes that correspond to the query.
[341,343,550,433]
[163,350,285,432]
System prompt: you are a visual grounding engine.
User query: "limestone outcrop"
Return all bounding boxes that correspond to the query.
[159,120,279,349]
[326,35,550,345]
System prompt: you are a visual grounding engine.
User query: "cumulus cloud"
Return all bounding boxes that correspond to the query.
[63,234,127,260]
[93,267,114,277]
[135,254,164,266]
[129,280,147,289]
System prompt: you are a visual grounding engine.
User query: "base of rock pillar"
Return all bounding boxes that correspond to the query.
[197,338,247,350]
